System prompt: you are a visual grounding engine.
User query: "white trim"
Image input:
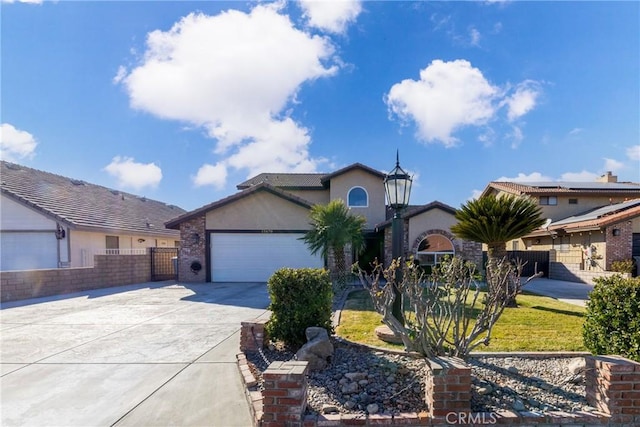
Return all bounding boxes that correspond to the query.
[347,186,369,208]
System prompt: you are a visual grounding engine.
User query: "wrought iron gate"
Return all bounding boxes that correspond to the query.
[150,247,179,281]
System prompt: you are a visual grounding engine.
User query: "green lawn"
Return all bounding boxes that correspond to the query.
[335,289,587,352]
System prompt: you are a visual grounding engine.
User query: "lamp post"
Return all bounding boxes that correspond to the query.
[384,151,413,326]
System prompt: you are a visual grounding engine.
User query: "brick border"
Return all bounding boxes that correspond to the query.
[238,321,640,426]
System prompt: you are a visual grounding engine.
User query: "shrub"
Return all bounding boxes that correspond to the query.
[583,275,640,362]
[610,259,635,274]
[265,268,333,348]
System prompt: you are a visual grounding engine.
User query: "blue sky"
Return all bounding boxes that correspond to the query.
[2,0,639,212]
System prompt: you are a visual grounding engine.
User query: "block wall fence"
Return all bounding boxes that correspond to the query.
[1,254,151,302]
[238,320,640,427]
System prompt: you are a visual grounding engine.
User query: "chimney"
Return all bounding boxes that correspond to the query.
[597,171,617,183]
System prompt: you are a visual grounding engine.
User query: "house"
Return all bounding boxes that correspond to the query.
[0,161,185,271]
[166,163,482,283]
[480,172,640,281]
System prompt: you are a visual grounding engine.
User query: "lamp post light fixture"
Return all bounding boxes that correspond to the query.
[384,151,413,326]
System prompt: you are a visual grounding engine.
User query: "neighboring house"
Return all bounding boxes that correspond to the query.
[166,163,482,283]
[0,161,185,271]
[481,172,640,280]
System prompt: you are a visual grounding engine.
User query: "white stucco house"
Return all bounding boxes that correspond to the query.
[0,161,185,271]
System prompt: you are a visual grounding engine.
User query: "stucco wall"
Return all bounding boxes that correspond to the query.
[205,191,311,231]
[329,170,386,229]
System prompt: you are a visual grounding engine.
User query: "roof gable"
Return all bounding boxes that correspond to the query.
[165,182,313,229]
[320,163,386,184]
[1,161,184,237]
[376,201,457,229]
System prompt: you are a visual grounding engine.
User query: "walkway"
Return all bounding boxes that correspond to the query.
[0,281,270,427]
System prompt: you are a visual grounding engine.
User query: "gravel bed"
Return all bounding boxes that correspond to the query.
[245,339,593,417]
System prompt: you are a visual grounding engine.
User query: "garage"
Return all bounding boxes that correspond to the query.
[0,232,58,271]
[210,232,324,282]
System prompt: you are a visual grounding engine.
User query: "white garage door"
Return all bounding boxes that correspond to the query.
[210,233,324,282]
[0,232,58,271]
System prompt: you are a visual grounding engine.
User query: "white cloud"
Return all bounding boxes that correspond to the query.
[1,0,43,4]
[386,59,498,147]
[568,128,583,136]
[469,27,481,46]
[626,145,640,161]
[118,4,338,188]
[469,189,483,201]
[193,163,227,189]
[504,80,541,121]
[104,157,162,190]
[386,59,542,147]
[0,123,38,161]
[560,171,598,181]
[299,0,362,34]
[603,157,624,172]
[496,172,552,182]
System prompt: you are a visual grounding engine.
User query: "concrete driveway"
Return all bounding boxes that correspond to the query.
[522,277,594,307]
[0,281,270,427]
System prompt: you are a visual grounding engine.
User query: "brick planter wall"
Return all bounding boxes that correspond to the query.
[237,320,640,426]
[425,357,471,417]
[240,318,268,352]
[586,355,640,425]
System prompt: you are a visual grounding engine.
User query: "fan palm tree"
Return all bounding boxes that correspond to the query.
[450,194,545,306]
[301,199,367,287]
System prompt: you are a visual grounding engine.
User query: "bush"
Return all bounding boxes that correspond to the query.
[583,275,640,362]
[610,259,635,274]
[265,268,333,348]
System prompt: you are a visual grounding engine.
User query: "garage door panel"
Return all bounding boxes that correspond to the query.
[210,233,323,282]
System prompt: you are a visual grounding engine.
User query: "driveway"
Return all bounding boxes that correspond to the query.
[0,281,270,427]
[522,277,594,307]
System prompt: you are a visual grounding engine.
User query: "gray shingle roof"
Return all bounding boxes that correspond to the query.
[237,173,325,189]
[236,163,386,190]
[485,181,640,196]
[1,161,184,237]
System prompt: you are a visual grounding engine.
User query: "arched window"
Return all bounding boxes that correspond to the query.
[347,187,368,207]
[416,234,454,266]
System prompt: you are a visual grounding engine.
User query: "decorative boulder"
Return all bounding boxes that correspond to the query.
[295,327,334,371]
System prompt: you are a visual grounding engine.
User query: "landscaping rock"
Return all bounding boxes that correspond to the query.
[295,327,334,371]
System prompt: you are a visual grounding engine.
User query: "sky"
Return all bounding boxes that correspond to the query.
[2,0,639,213]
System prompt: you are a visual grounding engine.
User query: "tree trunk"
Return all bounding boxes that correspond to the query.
[486,242,518,307]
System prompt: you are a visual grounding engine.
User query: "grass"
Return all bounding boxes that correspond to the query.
[335,289,587,352]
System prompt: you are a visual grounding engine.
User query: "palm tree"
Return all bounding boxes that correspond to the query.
[301,200,367,287]
[450,194,545,306]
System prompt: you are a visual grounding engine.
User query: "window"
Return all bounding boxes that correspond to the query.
[105,236,119,254]
[416,234,454,266]
[568,198,578,205]
[539,196,558,206]
[347,187,368,207]
[105,235,119,249]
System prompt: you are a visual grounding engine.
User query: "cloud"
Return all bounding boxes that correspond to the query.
[1,0,43,4]
[299,0,362,34]
[0,123,38,161]
[386,60,542,146]
[104,157,162,190]
[386,59,498,147]
[193,163,227,189]
[560,171,598,181]
[568,128,583,136]
[469,27,481,46]
[496,172,552,182]
[626,145,640,161]
[117,4,338,188]
[603,157,624,172]
[504,80,541,121]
